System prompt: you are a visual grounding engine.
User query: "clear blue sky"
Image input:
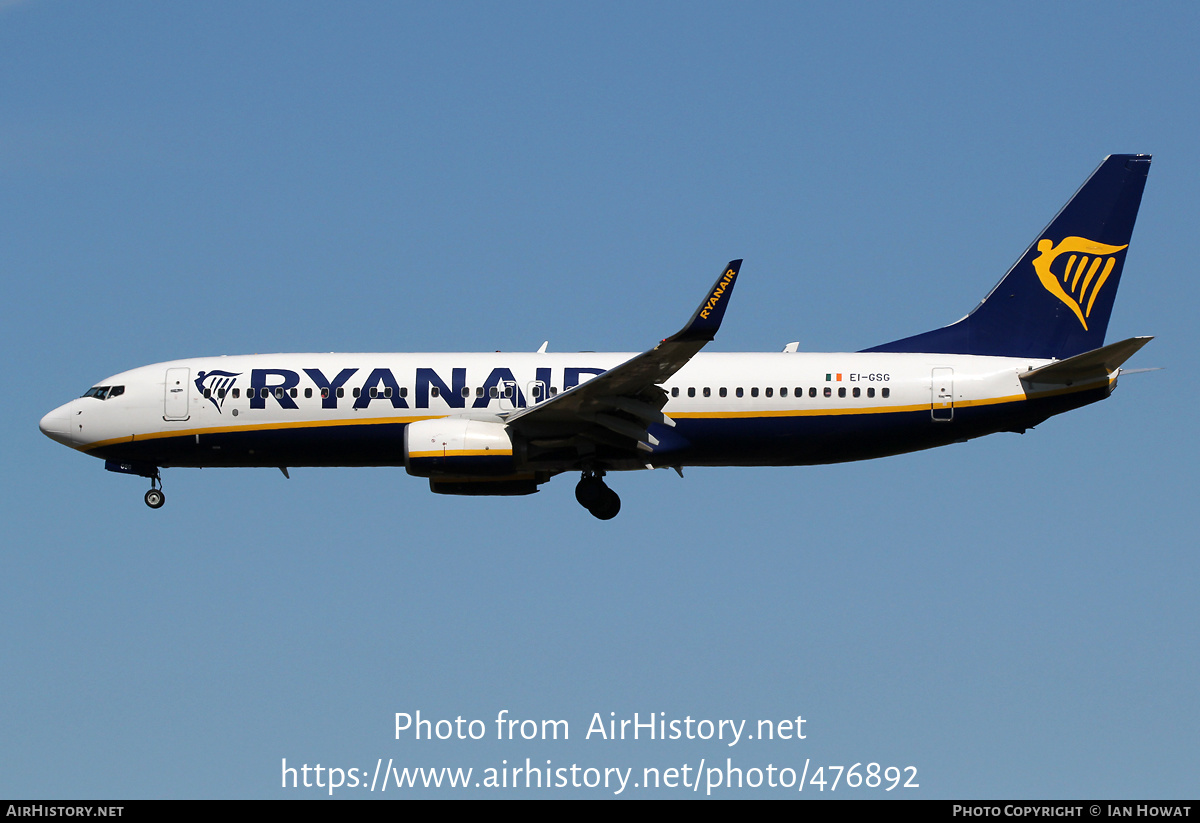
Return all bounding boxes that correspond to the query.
[3,1,1197,798]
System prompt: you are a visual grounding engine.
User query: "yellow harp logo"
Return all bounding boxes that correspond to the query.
[1031,236,1127,331]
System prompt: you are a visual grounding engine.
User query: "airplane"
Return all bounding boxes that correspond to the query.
[40,154,1153,519]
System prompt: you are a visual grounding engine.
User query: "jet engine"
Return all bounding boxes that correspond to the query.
[404,417,541,495]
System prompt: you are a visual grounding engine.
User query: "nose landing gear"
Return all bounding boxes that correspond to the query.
[144,471,165,509]
[575,471,620,520]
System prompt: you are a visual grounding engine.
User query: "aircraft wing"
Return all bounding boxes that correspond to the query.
[505,260,742,454]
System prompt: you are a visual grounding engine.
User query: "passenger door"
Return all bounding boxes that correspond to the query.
[164,368,190,421]
[931,367,954,422]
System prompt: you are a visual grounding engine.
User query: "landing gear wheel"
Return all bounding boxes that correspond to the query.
[576,471,620,519]
[144,488,165,509]
[575,475,605,508]
[589,487,621,520]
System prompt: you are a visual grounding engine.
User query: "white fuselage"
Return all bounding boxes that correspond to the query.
[40,349,1102,474]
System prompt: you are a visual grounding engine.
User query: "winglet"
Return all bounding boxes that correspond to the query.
[672,260,743,342]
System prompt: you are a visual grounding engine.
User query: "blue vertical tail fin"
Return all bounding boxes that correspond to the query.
[863,154,1151,360]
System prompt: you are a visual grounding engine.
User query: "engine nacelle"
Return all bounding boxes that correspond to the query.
[428,477,541,496]
[404,417,519,478]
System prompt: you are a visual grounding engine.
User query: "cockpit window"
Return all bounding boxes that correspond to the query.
[81,385,125,400]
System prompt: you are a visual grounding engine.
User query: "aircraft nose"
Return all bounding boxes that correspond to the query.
[39,402,74,447]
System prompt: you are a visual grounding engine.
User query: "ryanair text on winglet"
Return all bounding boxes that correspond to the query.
[698,268,737,320]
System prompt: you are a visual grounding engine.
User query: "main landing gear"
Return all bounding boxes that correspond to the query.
[144,470,165,509]
[575,470,620,520]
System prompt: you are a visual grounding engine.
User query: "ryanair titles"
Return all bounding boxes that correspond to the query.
[203,365,607,413]
[698,267,737,320]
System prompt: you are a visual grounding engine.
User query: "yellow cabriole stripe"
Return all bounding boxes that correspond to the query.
[671,402,931,419]
[80,414,443,452]
[410,450,513,458]
[669,382,1107,419]
[671,394,1026,419]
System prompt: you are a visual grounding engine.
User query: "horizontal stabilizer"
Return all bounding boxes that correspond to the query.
[1020,336,1152,385]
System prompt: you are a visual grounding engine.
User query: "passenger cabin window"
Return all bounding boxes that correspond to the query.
[671,387,679,398]
[431,387,440,398]
[838,387,846,398]
[853,387,861,398]
[824,387,831,397]
[719,387,727,397]
[882,388,890,398]
[736,388,744,398]
[751,388,759,398]
[703,387,711,397]
[867,387,875,398]
[688,388,696,398]
[461,387,470,398]
[765,387,773,398]
[780,388,788,397]
[809,387,817,398]
[305,388,313,399]
[233,388,240,399]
